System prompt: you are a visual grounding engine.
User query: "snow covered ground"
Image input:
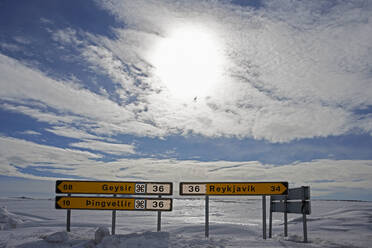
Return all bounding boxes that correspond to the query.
[0,197,371,247]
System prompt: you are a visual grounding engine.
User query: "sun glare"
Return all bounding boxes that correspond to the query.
[149,25,225,100]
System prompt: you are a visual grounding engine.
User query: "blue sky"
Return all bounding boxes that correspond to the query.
[1,0,372,200]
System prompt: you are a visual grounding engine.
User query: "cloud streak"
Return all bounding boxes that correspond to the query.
[0,135,371,198]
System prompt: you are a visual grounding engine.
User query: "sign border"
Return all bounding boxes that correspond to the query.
[55,180,173,195]
[55,196,173,211]
[179,182,288,196]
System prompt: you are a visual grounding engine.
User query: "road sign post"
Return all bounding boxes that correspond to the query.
[284,197,288,237]
[269,197,272,238]
[112,194,116,235]
[66,193,71,232]
[180,182,288,239]
[56,180,173,234]
[157,195,162,232]
[302,186,308,243]
[270,186,310,243]
[205,195,209,238]
[262,196,266,240]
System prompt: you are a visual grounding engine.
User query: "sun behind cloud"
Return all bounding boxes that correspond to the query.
[148,24,226,101]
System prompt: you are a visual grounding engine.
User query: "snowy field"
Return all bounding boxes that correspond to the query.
[0,197,371,247]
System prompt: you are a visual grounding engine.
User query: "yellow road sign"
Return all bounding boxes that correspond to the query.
[180,182,288,195]
[55,196,172,211]
[55,180,172,195]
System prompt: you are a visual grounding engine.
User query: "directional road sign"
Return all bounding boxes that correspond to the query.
[56,180,172,195]
[55,196,172,211]
[180,182,288,196]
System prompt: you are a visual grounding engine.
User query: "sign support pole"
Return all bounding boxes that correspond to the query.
[302,187,308,243]
[112,194,116,235]
[66,193,71,232]
[269,197,272,238]
[262,196,266,240]
[205,195,209,238]
[157,195,162,232]
[303,212,308,243]
[284,196,288,237]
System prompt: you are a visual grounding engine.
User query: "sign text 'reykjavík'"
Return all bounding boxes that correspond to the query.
[180,182,288,195]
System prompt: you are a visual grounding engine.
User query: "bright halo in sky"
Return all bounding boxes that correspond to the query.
[149,24,225,100]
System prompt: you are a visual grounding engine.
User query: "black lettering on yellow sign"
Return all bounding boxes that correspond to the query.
[56,196,134,210]
[271,185,281,192]
[85,199,132,208]
[101,184,132,193]
[209,185,256,193]
[205,182,288,195]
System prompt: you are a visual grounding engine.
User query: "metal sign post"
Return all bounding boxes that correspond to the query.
[157,195,162,232]
[262,196,266,240]
[66,193,71,232]
[112,194,116,235]
[269,197,272,238]
[284,197,288,237]
[205,195,209,238]
[302,186,308,243]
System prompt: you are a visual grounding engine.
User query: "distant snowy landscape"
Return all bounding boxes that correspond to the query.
[0,197,371,247]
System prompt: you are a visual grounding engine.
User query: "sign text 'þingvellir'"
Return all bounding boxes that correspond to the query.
[55,196,172,211]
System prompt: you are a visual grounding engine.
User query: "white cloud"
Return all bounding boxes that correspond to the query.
[0,53,165,138]
[0,135,371,197]
[20,130,41,136]
[0,136,101,180]
[70,139,136,155]
[51,28,82,46]
[46,126,102,140]
[88,0,372,142]
[0,42,21,52]
[13,36,30,45]
[2,0,372,143]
